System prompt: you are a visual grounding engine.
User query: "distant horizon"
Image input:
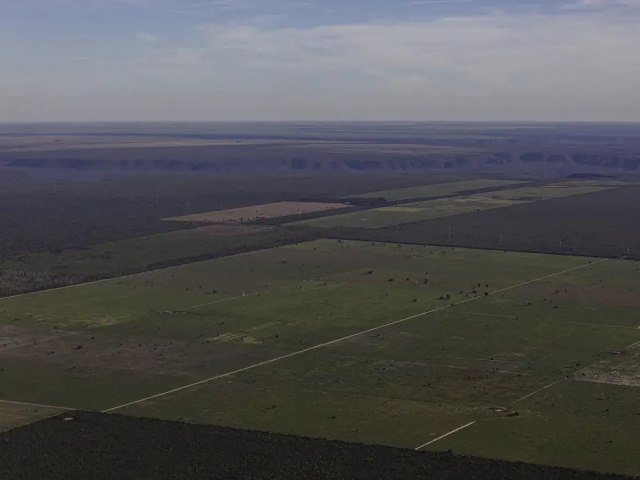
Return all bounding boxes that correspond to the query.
[2,0,639,122]
[2,119,640,126]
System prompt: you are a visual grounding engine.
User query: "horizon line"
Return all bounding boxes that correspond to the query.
[1,120,640,125]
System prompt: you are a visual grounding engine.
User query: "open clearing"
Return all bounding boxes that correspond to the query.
[352,178,526,201]
[166,202,351,224]
[0,240,638,475]
[294,181,617,229]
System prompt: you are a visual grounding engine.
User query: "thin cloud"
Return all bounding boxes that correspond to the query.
[2,1,640,121]
[147,10,640,120]
[563,0,640,9]
[137,32,158,43]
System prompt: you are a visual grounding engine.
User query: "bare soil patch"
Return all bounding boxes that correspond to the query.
[579,348,640,387]
[0,331,277,377]
[0,325,78,353]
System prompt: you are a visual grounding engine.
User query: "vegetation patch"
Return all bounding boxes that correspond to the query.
[166,202,352,224]
[341,186,640,259]
[353,178,525,201]
[295,181,617,229]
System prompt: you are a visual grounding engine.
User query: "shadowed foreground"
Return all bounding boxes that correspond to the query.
[0,412,633,480]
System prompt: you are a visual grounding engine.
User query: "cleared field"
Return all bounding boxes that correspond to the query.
[352,179,526,201]
[295,181,618,229]
[166,202,351,224]
[0,224,315,297]
[432,380,640,476]
[345,185,640,259]
[0,240,638,475]
[302,195,522,229]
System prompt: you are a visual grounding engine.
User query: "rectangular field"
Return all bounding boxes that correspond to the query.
[345,185,640,259]
[294,181,617,229]
[0,224,316,297]
[166,202,351,224]
[0,240,638,475]
[352,178,525,201]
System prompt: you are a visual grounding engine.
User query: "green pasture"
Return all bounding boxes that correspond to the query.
[433,380,640,477]
[0,239,638,475]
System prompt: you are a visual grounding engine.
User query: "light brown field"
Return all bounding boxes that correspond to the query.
[166,202,351,224]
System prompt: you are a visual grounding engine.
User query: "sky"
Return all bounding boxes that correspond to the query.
[1,0,639,122]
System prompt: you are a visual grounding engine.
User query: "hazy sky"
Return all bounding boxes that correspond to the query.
[1,0,640,122]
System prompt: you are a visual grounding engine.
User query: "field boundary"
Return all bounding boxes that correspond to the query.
[415,421,477,450]
[513,379,565,404]
[332,236,635,262]
[103,258,607,413]
[626,339,640,350]
[0,246,284,302]
[0,398,74,411]
[2,239,617,303]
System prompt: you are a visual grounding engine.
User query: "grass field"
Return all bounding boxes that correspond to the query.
[352,178,526,201]
[166,202,351,224]
[294,181,619,229]
[431,380,640,475]
[0,240,638,475]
